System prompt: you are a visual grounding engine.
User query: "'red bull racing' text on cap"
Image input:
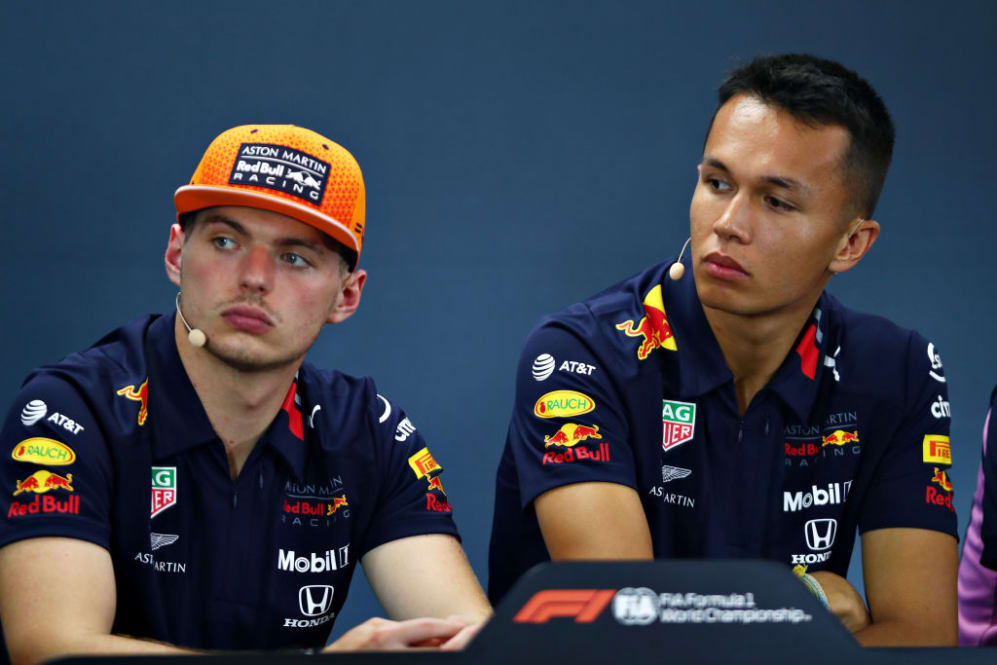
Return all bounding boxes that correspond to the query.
[174,124,365,269]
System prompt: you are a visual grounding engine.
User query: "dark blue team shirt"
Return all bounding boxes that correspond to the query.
[0,313,458,650]
[489,258,957,603]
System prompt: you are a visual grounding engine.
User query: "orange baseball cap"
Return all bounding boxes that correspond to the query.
[174,124,365,268]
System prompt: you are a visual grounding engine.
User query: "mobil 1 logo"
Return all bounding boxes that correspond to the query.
[229,143,330,204]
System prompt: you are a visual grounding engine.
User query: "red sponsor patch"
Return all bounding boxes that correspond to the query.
[7,494,80,518]
[542,443,610,465]
[426,493,452,512]
[925,485,954,512]
[785,442,821,457]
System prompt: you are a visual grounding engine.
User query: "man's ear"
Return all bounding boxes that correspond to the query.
[327,269,367,324]
[828,218,880,275]
[165,224,185,287]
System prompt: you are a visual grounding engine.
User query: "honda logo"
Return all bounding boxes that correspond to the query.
[804,518,837,551]
[299,585,334,616]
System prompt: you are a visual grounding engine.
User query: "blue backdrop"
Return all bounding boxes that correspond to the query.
[1,0,994,641]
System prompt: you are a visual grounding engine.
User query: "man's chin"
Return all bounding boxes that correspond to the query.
[206,340,304,374]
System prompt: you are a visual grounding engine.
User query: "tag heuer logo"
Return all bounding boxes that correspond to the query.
[662,400,696,452]
[151,466,177,518]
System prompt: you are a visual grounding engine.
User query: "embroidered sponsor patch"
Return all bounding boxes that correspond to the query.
[229,143,330,205]
[661,400,695,452]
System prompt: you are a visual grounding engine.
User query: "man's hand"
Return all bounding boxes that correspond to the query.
[322,617,471,652]
[809,570,870,633]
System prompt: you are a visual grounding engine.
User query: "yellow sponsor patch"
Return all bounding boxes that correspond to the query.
[11,438,76,466]
[533,390,596,419]
[923,435,951,465]
[408,447,441,479]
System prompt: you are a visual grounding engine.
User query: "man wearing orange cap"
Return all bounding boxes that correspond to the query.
[0,125,491,664]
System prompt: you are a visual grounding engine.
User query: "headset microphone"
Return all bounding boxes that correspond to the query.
[175,292,207,348]
[669,237,691,280]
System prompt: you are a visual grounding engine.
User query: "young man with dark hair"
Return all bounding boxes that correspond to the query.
[0,125,490,665]
[489,54,957,645]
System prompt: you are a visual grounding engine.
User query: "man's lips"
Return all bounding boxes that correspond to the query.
[221,305,275,334]
[702,252,750,280]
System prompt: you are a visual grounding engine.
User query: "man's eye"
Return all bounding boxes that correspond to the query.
[765,196,796,212]
[213,237,235,249]
[282,252,309,267]
[707,177,731,192]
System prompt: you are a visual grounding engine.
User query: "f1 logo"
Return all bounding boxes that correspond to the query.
[299,585,334,616]
[804,518,837,551]
[513,589,616,624]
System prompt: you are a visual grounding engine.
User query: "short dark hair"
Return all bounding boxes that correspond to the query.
[176,209,353,275]
[713,54,894,218]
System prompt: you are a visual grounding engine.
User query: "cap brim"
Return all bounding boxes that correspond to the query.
[174,185,360,258]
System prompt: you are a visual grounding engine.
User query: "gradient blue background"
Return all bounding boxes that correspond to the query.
[1,0,994,641]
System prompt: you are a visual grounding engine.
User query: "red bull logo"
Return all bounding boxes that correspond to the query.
[7,494,80,518]
[116,378,150,426]
[426,476,446,495]
[326,495,348,516]
[784,442,821,457]
[11,438,76,466]
[13,470,74,495]
[542,442,611,465]
[544,423,601,448]
[533,390,595,419]
[821,430,859,447]
[408,447,441,479]
[426,493,452,512]
[924,480,955,513]
[615,285,677,360]
[923,435,951,465]
[931,467,953,492]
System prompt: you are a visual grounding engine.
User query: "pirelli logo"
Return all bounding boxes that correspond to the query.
[513,589,615,624]
[408,447,441,479]
[923,435,951,465]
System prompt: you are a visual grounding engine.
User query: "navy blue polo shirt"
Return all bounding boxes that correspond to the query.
[0,313,458,650]
[488,258,957,603]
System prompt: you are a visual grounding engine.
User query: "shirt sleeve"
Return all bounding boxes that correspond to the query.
[857,336,958,538]
[508,320,637,508]
[0,372,113,551]
[356,393,459,557]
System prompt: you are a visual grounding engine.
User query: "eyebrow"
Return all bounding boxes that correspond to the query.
[702,157,812,196]
[204,215,326,254]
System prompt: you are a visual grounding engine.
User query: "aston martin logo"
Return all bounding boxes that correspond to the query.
[151,533,179,551]
[661,465,692,483]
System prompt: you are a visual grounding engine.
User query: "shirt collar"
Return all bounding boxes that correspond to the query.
[266,374,308,483]
[665,261,733,398]
[666,260,833,422]
[765,292,834,424]
[145,314,310,481]
[146,313,218,458]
